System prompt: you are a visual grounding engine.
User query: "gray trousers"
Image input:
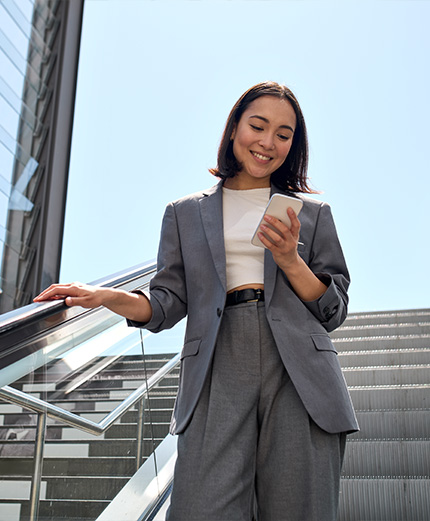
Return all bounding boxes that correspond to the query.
[166,301,346,521]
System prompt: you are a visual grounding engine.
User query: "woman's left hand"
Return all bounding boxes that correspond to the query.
[258,208,328,302]
[258,207,301,272]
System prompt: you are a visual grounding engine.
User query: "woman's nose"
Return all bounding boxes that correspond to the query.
[259,133,275,149]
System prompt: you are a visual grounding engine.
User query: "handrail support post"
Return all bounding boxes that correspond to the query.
[29,411,47,521]
[136,397,145,472]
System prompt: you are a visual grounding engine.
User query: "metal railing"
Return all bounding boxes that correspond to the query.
[0,261,157,371]
[0,351,180,521]
[0,260,182,521]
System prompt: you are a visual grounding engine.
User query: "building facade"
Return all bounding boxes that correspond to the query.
[0,0,84,313]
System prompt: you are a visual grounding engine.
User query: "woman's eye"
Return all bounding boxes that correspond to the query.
[278,134,290,141]
[250,124,263,131]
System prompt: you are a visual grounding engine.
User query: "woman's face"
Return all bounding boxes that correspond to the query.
[226,95,296,190]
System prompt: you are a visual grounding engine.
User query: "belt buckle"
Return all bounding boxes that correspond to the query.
[248,289,262,303]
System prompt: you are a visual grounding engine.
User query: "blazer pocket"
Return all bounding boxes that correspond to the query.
[181,339,201,359]
[311,334,338,354]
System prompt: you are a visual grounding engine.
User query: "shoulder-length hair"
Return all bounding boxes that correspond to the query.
[209,81,316,193]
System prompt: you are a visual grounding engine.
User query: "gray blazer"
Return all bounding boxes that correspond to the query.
[129,181,358,435]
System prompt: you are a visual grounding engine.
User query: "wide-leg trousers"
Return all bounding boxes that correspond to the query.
[166,301,346,521]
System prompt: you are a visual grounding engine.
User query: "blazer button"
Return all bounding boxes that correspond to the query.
[217,308,222,317]
[323,305,338,320]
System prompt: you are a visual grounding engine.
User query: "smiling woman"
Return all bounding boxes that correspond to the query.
[36,81,358,521]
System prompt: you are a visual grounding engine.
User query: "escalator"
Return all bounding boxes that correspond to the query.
[0,262,182,521]
[0,262,429,521]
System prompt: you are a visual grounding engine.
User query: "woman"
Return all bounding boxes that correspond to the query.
[35,81,358,521]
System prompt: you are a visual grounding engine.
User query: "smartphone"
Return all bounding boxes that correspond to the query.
[251,193,303,248]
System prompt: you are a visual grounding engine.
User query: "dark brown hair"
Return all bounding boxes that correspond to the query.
[209,81,315,193]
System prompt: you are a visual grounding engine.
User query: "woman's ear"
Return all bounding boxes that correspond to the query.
[230,124,236,141]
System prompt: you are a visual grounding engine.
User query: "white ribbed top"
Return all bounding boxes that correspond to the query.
[222,187,270,292]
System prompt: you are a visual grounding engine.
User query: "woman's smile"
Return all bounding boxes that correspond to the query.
[251,151,272,163]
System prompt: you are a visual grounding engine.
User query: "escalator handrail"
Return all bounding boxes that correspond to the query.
[0,260,156,335]
[0,261,157,365]
[0,351,180,435]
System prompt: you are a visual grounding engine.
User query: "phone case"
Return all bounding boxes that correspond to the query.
[251,194,303,248]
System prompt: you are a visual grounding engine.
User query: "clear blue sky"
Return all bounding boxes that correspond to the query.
[60,0,430,313]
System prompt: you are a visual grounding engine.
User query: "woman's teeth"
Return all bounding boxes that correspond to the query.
[252,152,271,161]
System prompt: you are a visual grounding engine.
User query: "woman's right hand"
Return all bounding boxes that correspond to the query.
[33,282,108,309]
[34,283,153,323]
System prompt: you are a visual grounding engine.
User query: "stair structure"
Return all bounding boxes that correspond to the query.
[0,308,429,521]
[0,354,179,521]
[335,309,430,521]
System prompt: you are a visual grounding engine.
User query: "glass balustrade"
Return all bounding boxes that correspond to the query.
[0,262,183,521]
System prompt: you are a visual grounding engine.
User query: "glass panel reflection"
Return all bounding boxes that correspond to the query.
[0,304,184,519]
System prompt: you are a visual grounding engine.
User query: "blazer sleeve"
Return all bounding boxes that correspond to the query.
[301,202,350,332]
[127,202,187,333]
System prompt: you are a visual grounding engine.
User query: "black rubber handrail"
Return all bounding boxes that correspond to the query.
[0,260,156,366]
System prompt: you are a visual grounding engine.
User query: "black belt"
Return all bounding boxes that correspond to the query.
[225,288,265,307]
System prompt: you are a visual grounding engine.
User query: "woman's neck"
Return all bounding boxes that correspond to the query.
[223,176,271,190]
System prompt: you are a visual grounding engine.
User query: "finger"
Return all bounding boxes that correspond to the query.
[264,214,289,235]
[64,294,100,309]
[64,296,83,307]
[257,231,275,250]
[33,284,62,300]
[259,225,284,247]
[34,284,83,301]
[33,288,64,301]
[287,207,301,235]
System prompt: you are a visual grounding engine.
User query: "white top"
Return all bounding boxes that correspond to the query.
[222,187,270,292]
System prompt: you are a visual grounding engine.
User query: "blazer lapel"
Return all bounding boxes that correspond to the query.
[199,181,227,291]
[264,184,295,308]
